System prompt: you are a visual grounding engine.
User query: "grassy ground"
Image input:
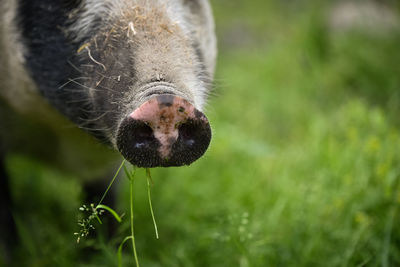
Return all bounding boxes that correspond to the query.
[4,1,400,266]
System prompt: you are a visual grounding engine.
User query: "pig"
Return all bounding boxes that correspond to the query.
[0,0,217,258]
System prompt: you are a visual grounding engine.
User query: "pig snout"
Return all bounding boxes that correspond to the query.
[116,95,211,167]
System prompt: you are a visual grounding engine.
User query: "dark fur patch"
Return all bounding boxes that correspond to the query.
[18,1,86,118]
[17,0,117,142]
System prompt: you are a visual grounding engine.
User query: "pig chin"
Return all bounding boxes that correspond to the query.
[115,94,211,167]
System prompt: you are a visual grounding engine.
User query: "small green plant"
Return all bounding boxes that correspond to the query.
[74,161,125,243]
[75,160,159,267]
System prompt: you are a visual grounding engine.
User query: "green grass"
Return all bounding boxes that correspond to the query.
[4,1,400,266]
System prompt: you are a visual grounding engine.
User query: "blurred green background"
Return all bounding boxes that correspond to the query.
[4,0,400,266]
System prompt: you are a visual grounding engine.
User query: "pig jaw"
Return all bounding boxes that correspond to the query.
[116,94,211,167]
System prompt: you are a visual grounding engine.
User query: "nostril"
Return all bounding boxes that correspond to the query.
[132,122,153,149]
[170,117,211,165]
[177,118,211,150]
[117,117,161,168]
[179,121,199,147]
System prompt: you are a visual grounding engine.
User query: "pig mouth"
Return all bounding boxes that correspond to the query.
[116,94,211,168]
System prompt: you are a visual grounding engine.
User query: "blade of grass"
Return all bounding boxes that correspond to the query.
[118,236,133,267]
[124,164,134,181]
[96,204,122,223]
[98,159,125,206]
[129,167,140,267]
[146,168,159,239]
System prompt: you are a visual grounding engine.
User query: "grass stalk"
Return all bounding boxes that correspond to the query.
[146,168,159,239]
[98,160,126,206]
[129,168,140,267]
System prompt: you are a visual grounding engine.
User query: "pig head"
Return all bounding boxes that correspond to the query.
[9,0,217,168]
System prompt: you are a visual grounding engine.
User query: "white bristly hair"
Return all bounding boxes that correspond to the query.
[71,0,191,43]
